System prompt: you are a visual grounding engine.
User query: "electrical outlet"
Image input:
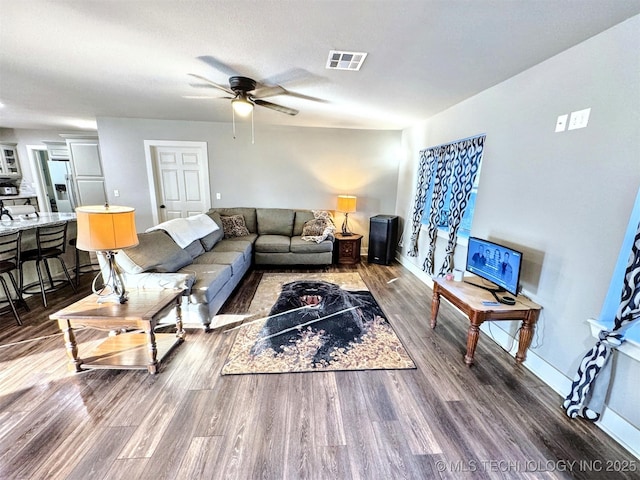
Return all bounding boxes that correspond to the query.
[216,193,221,200]
[568,108,591,130]
[555,114,568,132]
[114,189,120,197]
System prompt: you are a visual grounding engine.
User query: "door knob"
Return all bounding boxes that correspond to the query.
[160,204,166,208]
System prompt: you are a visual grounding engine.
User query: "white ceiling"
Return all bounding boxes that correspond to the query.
[1,0,639,132]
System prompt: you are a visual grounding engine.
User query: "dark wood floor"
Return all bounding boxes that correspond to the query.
[0,261,636,479]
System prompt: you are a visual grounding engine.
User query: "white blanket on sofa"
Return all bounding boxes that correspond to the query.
[146,214,219,248]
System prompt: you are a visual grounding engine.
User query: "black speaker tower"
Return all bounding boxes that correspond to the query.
[368,215,398,265]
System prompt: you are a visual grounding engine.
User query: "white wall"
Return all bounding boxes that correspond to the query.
[396,15,640,446]
[96,118,401,246]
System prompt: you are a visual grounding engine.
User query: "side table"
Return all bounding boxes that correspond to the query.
[50,289,185,374]
[334,233,362,265]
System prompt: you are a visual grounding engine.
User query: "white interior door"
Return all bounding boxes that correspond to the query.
[144,141,211,224]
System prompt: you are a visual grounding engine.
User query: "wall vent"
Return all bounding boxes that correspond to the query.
[326,50,367,71]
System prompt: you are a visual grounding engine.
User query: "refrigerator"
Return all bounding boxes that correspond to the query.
[47,159,77,213]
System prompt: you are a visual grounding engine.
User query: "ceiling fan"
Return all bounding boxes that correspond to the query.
[187,72,299,117]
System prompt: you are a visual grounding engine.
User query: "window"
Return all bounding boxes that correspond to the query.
[421,162,482,240]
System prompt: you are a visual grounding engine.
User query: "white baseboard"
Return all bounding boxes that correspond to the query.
[396,253,640,459]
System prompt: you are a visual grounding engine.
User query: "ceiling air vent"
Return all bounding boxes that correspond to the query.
[326,50,367,71]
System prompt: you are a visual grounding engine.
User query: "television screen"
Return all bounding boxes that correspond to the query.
[465,237,523,296]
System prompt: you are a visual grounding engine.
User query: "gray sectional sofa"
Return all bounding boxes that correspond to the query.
[104,207,335,330]
[209,207,334,266]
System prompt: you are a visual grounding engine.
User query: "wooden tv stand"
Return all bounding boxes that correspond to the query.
[431,276,542,366]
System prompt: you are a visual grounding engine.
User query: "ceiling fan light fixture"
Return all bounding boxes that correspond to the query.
[231,96,254,116]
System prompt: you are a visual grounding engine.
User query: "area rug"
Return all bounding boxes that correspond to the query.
[221,272,416,374]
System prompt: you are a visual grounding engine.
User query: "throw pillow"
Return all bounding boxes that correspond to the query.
[201,211,225,250]
[302,218,327,237]
[221,214,250,238]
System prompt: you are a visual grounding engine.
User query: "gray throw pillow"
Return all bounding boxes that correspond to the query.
[201,211,225,250]
[184,239,205,259]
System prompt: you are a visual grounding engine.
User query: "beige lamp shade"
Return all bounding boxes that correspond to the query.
[337,195,357,213]
[75,205,139,252]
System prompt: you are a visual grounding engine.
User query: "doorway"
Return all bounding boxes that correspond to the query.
[29,147,77,213]
[27,145,53,213]
[144,140,211,225]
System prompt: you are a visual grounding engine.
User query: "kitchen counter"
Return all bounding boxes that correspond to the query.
[0,212,76,233]
[0,194,38,201]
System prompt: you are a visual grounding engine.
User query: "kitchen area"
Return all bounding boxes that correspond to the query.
[1,137,107,312]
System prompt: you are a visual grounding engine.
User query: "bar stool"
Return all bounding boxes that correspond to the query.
[0,230,29,325]
[19,222,77,308]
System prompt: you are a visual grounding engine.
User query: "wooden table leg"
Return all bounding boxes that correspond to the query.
[146,328,158,374]
[515,310,539,363]
[58,319,82,372]
[431,287,441,329]
[175,295,185,340]
[464,314,484,367]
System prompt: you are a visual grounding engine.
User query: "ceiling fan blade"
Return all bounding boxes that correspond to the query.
[253,99,299,116]
[183,95,234,100]
[196,55,240,77]
[252,84,287,99]
[187,73,233,95]
[273,87,328,104]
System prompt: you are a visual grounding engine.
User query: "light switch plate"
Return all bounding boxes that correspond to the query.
[555,114,568,132]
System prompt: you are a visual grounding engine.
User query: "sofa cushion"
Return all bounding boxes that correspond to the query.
[212,236,255,261]
[221,214,250,238]
[184,239,205,259]
[179,264,232,304]
[116,231,193,274]
[209,208,257,233]
[290,236,333,254]
[200,211,225,251]
[293,210,315,236]
[255,234,291,253]
[120,271,196,290]
[193,250,246,275]
[256,208,294,236]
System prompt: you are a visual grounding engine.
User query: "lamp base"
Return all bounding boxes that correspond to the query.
[93,251,129,304]
[341,213,353,236]
[96,291,128,304]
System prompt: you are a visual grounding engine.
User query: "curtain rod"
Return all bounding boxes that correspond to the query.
[419,132,486,152]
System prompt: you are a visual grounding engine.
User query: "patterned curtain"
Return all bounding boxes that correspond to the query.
[563,221,640,421]
[407,134,486,274]
[407,149,437,257]
[438,136,485,275]
[423,145,453,274]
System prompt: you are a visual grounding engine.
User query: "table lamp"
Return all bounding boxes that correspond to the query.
[75,204,139,304]
[337,195,357,236]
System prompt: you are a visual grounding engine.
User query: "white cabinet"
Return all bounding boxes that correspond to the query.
[0,144,21,177]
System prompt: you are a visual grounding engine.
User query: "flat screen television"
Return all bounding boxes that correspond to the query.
[465,237,523,297]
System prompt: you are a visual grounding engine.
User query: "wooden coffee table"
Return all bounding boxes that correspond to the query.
[50,289,185,374]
